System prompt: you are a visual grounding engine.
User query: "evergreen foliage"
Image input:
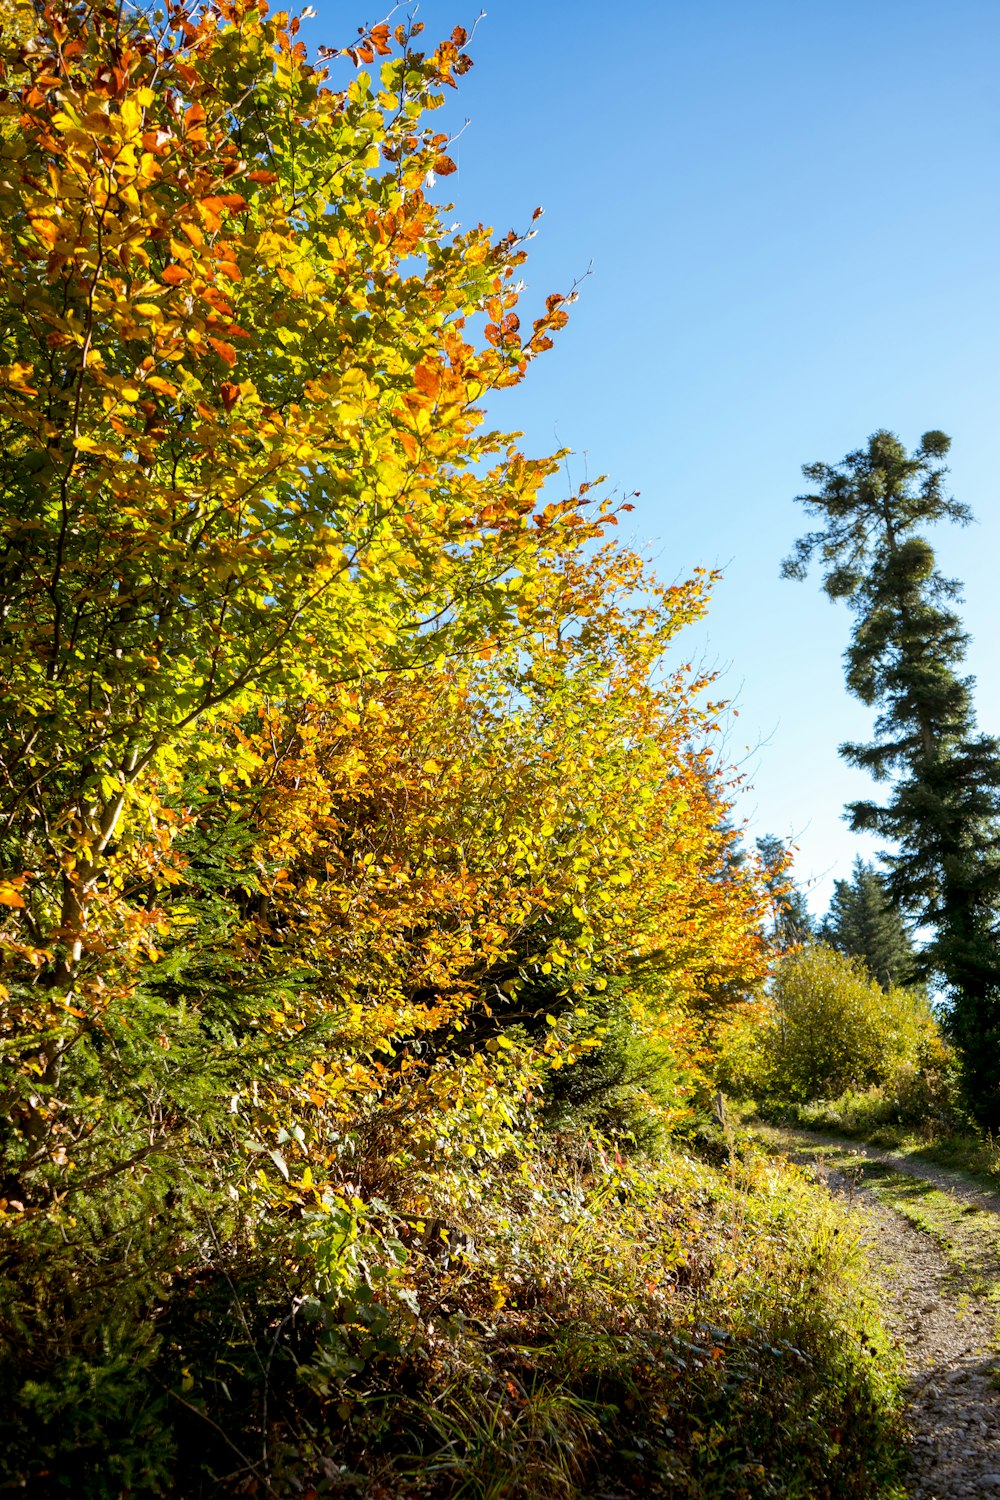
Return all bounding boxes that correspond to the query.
[785,430,1000,1126]
[756,834,814,951]
[822,858,918,989]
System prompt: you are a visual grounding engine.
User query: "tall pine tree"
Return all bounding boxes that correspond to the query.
[784,430,1000,1126]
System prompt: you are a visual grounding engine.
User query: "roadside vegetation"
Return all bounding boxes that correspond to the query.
[3,1120,909,1499]
[717,933,1000,1201]
[0,2,911,1495]
[755,1130,1000,1308]
[717,945,953,1122]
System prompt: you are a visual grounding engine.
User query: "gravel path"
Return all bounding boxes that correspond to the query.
[757,1127,1000,1499]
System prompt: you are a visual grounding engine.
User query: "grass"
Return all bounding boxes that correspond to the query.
[2,1121,910,1498]
[740,1090,1000,1199]
[263,1136,909,1498]
[751,1127,1000,1317]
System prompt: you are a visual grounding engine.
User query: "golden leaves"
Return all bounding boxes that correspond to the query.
[0,360,36,395]
[28,214,59,247]
[0,0,652,1040]
[0,879,26,909]
[197,197,225,232]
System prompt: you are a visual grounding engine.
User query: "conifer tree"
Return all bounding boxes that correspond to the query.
[785,430,1000,1126]
[821,858,916,989]
[756,834,813,951]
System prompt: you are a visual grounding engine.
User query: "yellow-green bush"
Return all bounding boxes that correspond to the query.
[717,943,939,1104]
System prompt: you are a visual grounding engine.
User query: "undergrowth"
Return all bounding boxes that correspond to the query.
[1,1132,907,1499]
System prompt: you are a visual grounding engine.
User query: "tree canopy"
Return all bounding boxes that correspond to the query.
[0,0,613,1004]
[821,858,917,990]
[0,7,775,1487]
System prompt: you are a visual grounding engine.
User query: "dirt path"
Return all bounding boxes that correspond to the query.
[755,1126,1000,1499]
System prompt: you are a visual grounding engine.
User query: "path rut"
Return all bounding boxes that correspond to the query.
[756,1126,1000,1499]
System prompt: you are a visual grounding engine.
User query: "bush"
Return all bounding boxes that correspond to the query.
[716,943,941,1105]
[775,1023,961,1140]
[713,994,778,1101]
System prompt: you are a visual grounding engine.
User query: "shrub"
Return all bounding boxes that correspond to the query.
[772,944,930,1099]
[713,994,778,1101]
[716,943,941,1105]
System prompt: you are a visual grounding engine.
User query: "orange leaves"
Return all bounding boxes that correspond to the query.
[195,195,245,235]
[0,362,37,396]
[0,878,26,909]
[483,312,521,351]
[173,59,200,89]
[197,197,226,232]
[347,20,392,64]
[207,336,236,367]
[432,154,457,177]
[29,216,60,249]
[432,26,474,88]
[142,128,173,155]
[183,101,206,140]
[412,361,440,399]
[144,375,178,398]
[233,539,769,1118]
[398,430,420,465]
[0,0,626,1040]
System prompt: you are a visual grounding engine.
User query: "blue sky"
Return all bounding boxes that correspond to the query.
[315,0,1000,916]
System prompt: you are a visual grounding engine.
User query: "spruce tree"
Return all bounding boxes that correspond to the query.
[756,834,814,951]
[784,430,1000,1126]
[821,858,916,989]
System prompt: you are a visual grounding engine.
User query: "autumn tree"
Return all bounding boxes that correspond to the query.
[0,0,606,1085]
[0,0,773,1216]
[0,5,783,1487]
[784,430,1000,1125]
[210,543,771,1178]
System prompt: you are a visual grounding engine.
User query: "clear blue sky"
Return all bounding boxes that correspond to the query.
[314,0,1000,916]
